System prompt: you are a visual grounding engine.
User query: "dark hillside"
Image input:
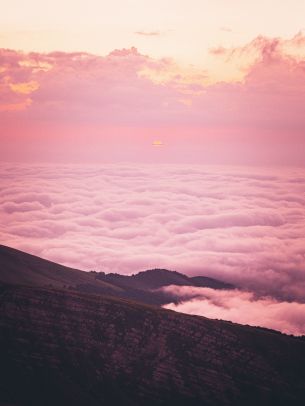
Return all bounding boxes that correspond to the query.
[1,283,305,406]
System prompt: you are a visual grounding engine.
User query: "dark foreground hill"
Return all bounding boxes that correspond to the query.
[1,283,305,406]
[0,245,233,305]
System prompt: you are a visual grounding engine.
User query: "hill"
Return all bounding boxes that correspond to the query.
[98,268,233,290]
[1,283,305,406]
[0,244,119,292]
[0,245,233,305]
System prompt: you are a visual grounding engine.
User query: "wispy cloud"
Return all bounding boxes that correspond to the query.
[220,26,233,33]
[134,31,161,37]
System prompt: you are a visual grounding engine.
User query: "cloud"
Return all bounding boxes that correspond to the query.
[134,31,161,37]
[162,286,305,336]
[1,163,305,306]
[171,211,285,233]
[209,32,305,62]
[220,27,233,33]
[209,46,227,56]
[2,201,46,213]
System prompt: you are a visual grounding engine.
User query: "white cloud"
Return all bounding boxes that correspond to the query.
[1,163,305,303]
[163,286,305,335]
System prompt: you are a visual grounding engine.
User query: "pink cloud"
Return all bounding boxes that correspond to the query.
[1,163,305,305]
[2,201,46,214]
[134,31,161,37]
[162,286,305,335]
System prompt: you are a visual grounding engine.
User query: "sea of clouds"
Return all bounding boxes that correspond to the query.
[1,163,305,334]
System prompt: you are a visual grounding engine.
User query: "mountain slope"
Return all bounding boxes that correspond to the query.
[0,244,119,292]
[0,245,176,305]
[1,283,305,406]
[0,245,233,306]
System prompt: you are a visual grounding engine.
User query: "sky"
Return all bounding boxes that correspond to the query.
[1,0,305,164]
[1,1,305,334]
[2,1,305,65]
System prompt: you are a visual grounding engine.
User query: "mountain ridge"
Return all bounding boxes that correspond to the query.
[0,244,233,305]
[96,267,234,291]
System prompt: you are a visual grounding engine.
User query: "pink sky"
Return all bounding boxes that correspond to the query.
[1,32,305,165]
[1,1,305,165]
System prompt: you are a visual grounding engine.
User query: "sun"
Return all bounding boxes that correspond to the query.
[152,140,163,147]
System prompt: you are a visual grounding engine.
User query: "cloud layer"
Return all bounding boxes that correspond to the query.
[163,286,305,336]
[1,163,305,305]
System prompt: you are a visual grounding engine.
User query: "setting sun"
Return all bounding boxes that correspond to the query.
[152,140,163,147]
